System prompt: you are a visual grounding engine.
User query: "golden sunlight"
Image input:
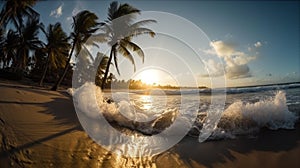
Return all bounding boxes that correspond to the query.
[135,69,160,85]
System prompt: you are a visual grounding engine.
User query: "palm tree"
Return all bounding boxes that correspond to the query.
[94,52,110,86]
[0,27,5,68]
[14,16,43,71]
[51,10,99,91]
[30,47,47,77]
[98,1,156,89]
[2,29,18,69]
[39,23,70,86]
[0,0,38,32]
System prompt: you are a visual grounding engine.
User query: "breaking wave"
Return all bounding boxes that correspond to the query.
[69,83,299,141]
[71,83,194,136]
[191,90,299,140]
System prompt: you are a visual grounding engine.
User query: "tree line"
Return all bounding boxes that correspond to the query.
[0,0,156,90]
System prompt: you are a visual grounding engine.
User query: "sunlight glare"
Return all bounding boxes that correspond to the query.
[136,69,159,85]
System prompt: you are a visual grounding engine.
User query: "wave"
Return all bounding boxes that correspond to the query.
[191,90,299,140]
[130,83,300,95]
[70,83,299,142]
[224,83,300,94]
[71,83,182,136]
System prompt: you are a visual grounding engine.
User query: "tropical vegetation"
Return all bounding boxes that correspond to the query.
[96,1,156,89]
[0,0,156,90]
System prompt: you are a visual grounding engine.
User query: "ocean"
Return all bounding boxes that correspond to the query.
[70,82,300,156]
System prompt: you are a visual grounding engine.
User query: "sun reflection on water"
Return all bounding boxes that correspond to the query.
[139,95,153,111]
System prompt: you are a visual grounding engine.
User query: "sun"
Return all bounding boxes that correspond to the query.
[135,69,160,85]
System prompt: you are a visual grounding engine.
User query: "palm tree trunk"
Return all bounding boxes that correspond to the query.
[39,52,51,86]
[101,45,115,90]
[51,39,76,91]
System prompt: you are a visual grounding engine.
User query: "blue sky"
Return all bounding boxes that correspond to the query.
[2,0,299,87]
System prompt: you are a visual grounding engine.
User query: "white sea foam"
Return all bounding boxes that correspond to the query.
[208,90,299,140]
[70,83,299,141]
[72,82,181,135]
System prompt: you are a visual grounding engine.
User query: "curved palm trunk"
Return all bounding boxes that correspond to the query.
[51,39,76,91]
[39,52,51,86]
[101,45,116,90]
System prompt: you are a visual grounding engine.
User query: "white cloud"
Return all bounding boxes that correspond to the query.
[226,64,252,79]
[202,48,216,55]
[247,41,264,54]
[50,3,63,18]
[210,41,236,58]
[201,59,225,77]
[201,40,258,79]
[254,41,262,48]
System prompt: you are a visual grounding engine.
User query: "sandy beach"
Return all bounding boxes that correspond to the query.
[0,82,299,168]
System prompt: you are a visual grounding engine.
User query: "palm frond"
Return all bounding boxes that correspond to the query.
[128,27,156,38]
[121,39,144,63]
[89,33,109,44]
[95,52,111,75]
[108,1,119,21]
[130,19,157,29]
[118,44,136,72]
[108,1,140,21]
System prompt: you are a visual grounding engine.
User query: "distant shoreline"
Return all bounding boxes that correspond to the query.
[1,77,299,91]
[227,81,300,89]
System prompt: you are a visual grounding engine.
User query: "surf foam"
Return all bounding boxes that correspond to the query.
[72,82,180,135]
[207,90,299,140]
[70,83,298,141]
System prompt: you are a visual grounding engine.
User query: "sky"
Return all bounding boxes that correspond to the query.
[2,0,299,87]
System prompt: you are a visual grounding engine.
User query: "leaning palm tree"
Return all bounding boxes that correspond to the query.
[39,23,70,86]
[15,16,43,71]
[98,1,156,89]
[51,10,99,91]
[0,0,38,32]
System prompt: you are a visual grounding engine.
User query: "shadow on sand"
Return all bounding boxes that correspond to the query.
[0,126,80,159]
[0,85,83,162]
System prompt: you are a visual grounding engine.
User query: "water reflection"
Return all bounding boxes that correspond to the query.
[138,95,153,111]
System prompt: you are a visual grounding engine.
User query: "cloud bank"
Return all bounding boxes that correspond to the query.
[202,40,261,79]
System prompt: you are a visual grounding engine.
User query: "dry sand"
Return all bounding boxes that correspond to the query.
[0,82,299,167]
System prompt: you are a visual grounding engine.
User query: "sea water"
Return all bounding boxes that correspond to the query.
[69,83,300,142]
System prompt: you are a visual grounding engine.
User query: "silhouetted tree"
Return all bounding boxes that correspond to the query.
[1,29,18,69]
[94,52,111,86]
[51,10,99,91]
[0,27,5,68]
[14,16,43,71]
[0,0,38,33]
[95,1,156,89]
[39,23,70,86]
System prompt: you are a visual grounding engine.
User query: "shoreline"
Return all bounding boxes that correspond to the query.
[0,82,299,167]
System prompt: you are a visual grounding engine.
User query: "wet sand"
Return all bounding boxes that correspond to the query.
[0,82,299,167]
